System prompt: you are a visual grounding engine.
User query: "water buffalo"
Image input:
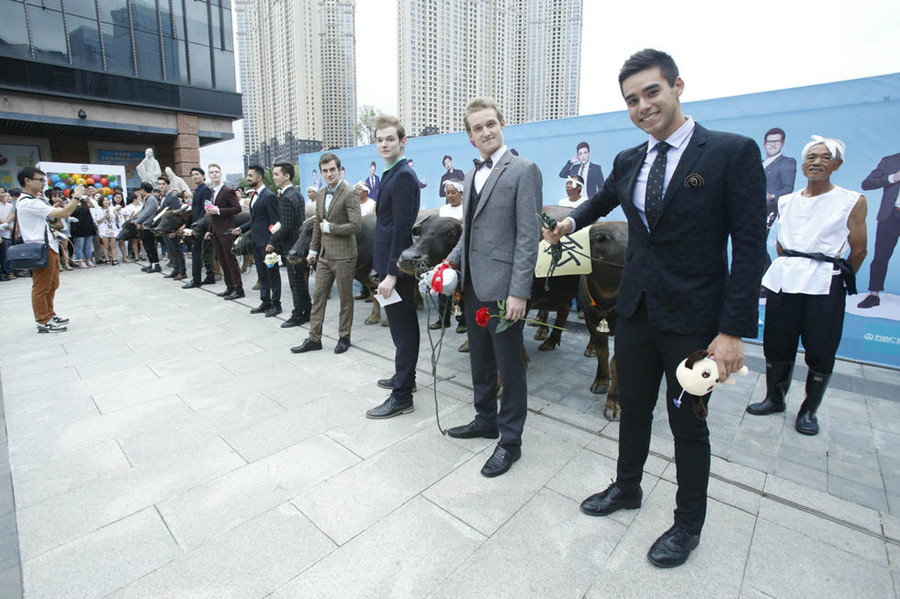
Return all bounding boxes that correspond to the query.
[155,205,192,236]
[580,221,627,420]
[117,220,140,242]
[399,206,579,352]
[397,208,627,411]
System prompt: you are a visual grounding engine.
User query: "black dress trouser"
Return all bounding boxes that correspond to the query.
[614,301,714,535]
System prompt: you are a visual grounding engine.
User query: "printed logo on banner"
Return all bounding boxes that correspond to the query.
[862,321,900,356]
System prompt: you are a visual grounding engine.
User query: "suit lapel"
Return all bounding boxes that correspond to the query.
[658,125,707,219]
[474,151,509,219]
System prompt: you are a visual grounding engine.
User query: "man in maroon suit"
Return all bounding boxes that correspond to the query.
[204,163,244,299]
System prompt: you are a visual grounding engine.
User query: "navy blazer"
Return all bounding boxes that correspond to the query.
[240,187,279,248]
[764,154,796,200]
[559,161,605,198]
[374,159,420,277]
[191,182,212,225]
[861,152,900,222]
[570,123,767,338]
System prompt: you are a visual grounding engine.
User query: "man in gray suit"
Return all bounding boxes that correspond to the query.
[445,97,543,478]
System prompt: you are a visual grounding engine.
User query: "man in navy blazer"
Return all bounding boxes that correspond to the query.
[559,141,604,198]
[857,151,900,308]
[366,115,422,420]
[239,165,281,317]
[545,49,766,567]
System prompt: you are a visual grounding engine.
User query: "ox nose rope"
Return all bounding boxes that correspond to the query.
[412,255,452,436]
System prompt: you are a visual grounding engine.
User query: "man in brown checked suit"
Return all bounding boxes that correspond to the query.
[204,163,245,300]
[291,153,361,354]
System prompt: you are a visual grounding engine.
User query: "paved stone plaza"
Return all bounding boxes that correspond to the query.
[0,263,898,598]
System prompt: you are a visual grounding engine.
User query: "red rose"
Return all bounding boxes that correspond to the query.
[475,306,490,327]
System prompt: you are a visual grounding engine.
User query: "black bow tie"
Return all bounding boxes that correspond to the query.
[473,157,493,170]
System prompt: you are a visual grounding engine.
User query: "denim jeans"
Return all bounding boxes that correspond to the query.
[73,236,94,261]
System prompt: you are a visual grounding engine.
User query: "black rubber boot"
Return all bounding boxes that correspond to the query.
[795,369,830,436]
[746,361,794,415]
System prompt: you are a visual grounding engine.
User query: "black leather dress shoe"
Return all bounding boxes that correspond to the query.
[365,395,414,419]
[216,289,232,297]
[164,271,177,278]
[428,319,451,330]
[376,378,418,393]
[148,264,162,273]
[290,339,322,354]
[481,445,521,478]
[182,281,201,289]
[295,313,310,325]
[250,303,271,314]
[202,276,217,285]
[280,318,300,328]
[265,304,282,317]
[580,482,642,516]
[334,336,351,353]
[647,525,700,568]
[447,420,499,439]
[224,290,245,300]
[141,265,152,272]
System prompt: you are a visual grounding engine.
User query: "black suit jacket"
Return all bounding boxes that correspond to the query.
[374,160,420,277]
[861,152,900,222]
[191,182,212,225]
[269,185,305,253]
[241,187,279,248]
[570,123,767,338]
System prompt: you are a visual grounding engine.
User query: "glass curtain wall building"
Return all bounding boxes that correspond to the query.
[0,0,241,186]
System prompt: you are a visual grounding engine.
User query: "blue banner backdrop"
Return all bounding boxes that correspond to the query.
[299,73,900,368]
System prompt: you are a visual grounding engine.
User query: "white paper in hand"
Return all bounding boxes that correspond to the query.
[374,289,402,307]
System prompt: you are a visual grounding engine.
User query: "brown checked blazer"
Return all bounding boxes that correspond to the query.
[310,181,361,260]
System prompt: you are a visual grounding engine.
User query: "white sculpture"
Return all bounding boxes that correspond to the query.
[165,166,190,195]
[135,148,162,184]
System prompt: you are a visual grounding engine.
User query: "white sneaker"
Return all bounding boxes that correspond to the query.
[51,315,70,325]
[37,321,67,333]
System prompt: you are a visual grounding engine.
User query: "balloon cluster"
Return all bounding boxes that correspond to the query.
[45,172,123,199]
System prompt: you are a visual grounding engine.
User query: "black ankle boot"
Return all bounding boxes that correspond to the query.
[796,369,830,436]
[747,361,794,415]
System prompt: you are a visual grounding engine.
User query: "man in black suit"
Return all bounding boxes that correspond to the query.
[760,128,797,292]
[183,166,216,289]
[857,152,900,308]
[157,176,186,280]
[558,141,604,198]
[269,161,310,326]
[366,115,422,420]
[239,165,281,317]
[545,49,766,567]
[438,155,465,199]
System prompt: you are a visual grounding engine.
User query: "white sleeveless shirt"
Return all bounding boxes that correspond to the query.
[762,185,858,295]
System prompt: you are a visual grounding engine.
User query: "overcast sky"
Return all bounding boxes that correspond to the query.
[201,0,900,176]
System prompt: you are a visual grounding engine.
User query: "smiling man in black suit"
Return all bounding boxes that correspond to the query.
[545,49,766,568]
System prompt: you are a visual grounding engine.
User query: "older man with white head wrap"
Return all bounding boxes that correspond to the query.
[747,135,868,436]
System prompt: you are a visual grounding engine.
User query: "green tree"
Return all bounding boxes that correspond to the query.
[355,105,379,146]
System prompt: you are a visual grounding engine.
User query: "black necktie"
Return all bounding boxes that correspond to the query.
[645,141,671,228]
[473,157,493,170]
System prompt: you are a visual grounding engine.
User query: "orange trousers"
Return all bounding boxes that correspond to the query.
[31,248,60,324]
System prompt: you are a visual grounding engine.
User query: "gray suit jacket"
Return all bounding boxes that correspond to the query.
[447,150,542,301]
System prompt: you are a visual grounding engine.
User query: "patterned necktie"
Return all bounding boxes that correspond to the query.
[644,141,671,229]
